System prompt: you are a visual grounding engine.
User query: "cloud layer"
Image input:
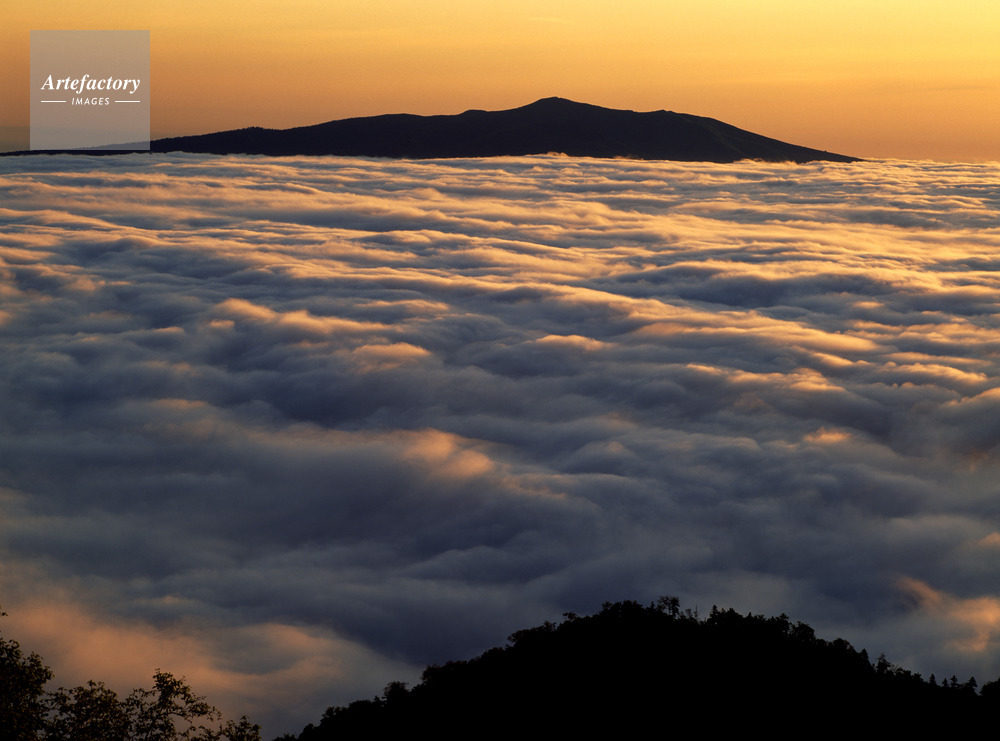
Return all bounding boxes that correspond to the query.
[2,153,1000,734]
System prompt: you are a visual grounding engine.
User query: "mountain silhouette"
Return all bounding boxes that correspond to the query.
[277,599,992,740]
[151,98,858,163]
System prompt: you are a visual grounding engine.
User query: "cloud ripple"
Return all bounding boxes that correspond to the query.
[2,153,1000,734]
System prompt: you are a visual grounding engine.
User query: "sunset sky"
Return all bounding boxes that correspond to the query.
[3,0,999,160]
[4,3,1000,738]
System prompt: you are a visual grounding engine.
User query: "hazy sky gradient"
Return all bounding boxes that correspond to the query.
[3,153,1000,736]
[3,0,999,159]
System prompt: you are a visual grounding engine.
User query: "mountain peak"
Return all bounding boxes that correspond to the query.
[527,96,579,106]
[518,97,613,114]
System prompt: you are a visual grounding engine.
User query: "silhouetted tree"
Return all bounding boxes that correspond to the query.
[0,608,259,741]
[45,671,260,741]
[0,609,53,741]
[46,680,131,741]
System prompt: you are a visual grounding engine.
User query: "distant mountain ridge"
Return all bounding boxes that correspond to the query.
[151,97,858,163]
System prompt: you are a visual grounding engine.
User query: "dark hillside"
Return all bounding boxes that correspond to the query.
[281,599,995,739]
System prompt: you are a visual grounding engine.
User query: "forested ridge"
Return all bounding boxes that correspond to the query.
[279,598,999,739]
[5,600,999,739]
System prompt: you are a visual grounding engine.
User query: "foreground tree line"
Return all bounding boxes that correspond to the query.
[279,598,1000,739]
[0,610,259,741]
[7,599,1000,739]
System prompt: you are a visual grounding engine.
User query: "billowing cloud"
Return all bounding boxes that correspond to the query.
[2,153,1000,735]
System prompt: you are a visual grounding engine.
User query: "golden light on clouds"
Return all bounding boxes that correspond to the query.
[898,577,1000,655]
[1,592,417,730]
[4,151,1000,734]
[3,0,999,158]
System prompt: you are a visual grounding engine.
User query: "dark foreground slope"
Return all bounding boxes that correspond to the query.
[152,98,858,163]
[280,599,997,740]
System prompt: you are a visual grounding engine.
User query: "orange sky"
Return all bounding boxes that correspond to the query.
[3,1,999,160]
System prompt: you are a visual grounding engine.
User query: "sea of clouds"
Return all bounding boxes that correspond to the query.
[2,153,999,734]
